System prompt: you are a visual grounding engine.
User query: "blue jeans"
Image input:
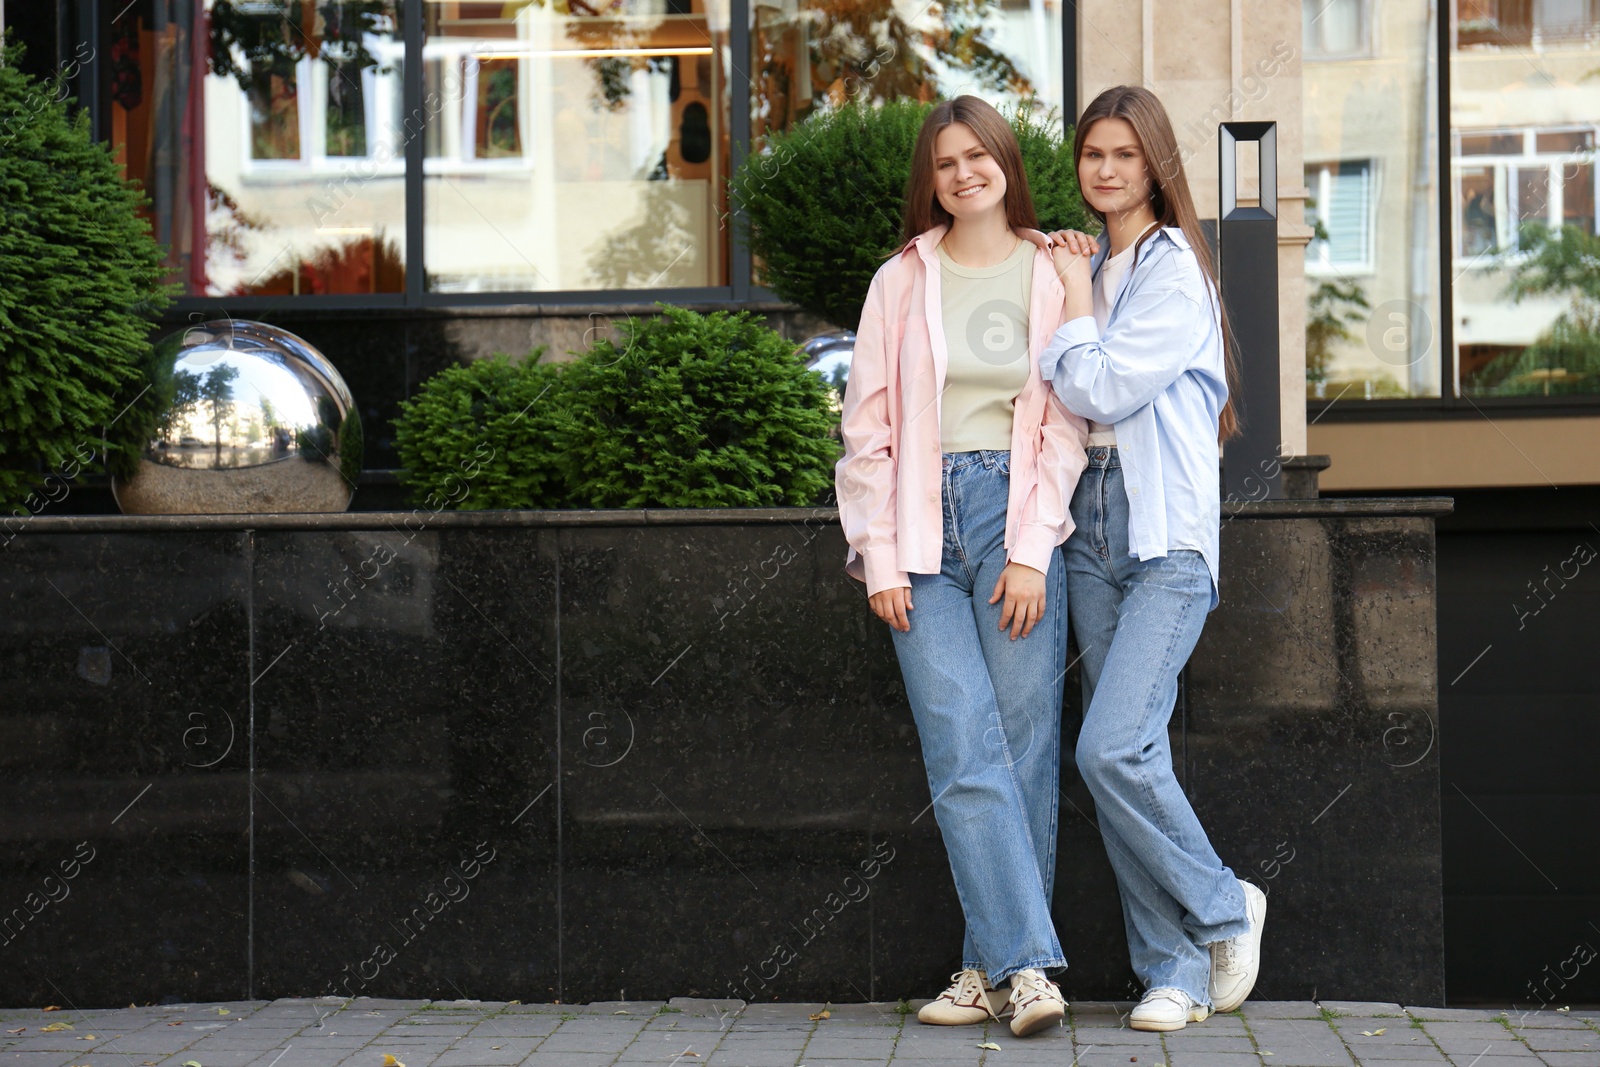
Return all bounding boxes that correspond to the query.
[1064,446,1248,1005]
[890,449,1067,984]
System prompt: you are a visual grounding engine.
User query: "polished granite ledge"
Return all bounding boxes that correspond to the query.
[5,496,1454,534]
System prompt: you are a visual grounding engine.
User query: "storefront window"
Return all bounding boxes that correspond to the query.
[1452,0,1600,396]
[752,0,1065,144]
[1302,1,1442,398]
[104,0,405,297]
[421,0,732,293]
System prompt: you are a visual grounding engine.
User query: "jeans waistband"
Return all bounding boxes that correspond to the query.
[1084,445,1120,470]
[942,449,1011,473]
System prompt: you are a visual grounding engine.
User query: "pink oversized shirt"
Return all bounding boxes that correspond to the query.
[836,226,1091,596]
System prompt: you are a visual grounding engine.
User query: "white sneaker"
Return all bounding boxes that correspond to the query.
[1129,987,1209,1032]
[1008,968,1066,1036]
[1210,879,1268,1012]
[917,969,1008,1025]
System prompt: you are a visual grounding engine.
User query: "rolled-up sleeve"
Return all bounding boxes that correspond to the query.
[1040,285,1207,424]
[1009,391,1089,573]
[835,279,909,595]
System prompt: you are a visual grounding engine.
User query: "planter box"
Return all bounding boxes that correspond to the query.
[0,500,1449,1006]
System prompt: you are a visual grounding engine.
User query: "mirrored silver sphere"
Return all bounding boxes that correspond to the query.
[113,320,362,514]
[801,329,854,404]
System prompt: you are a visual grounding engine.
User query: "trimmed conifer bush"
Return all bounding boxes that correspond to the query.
[729,98,1094,329]
[554,305,840,508]
[0,38,174,508]
[392,352,568,510]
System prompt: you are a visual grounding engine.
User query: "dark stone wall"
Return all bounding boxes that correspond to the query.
[0,503,1446,1006]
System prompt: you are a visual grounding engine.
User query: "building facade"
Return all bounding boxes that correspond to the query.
[4,0,1597,1005]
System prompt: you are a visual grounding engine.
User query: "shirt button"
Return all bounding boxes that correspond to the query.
[1130,486,1140,497]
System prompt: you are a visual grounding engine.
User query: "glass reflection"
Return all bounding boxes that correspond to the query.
[1452,0,1600,396]
[422,0,732,292]
[1302,1,1442,399]
[752,0,1065,142]
[104,0,404,296]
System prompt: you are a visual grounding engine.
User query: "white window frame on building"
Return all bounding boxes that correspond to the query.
[1450,125,1599,263]
[1304,158,1377,275]
[1302,0,1372,59]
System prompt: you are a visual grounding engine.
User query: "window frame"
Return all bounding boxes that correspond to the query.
[69,0,1600,413]
[1308,0,1600,418]
[93,0,1083,315]
[1302,0,1374,60]
[1304,157,1378,276]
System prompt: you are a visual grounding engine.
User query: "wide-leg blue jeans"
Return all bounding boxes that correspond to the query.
[1064,446,1249,1005]
[889,449,1068,984]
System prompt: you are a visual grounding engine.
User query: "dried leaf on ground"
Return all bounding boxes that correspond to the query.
[381,1056,406,1067]
[808,1010,831,1021]
[42,1006,61,1012]
[979,1041,1002,1050]
[41,1022,72,1032]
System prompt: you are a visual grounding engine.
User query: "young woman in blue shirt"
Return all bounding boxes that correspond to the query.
[1039,84,1267,1031]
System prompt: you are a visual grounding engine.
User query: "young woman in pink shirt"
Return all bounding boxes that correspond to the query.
[835,95,1090,1037]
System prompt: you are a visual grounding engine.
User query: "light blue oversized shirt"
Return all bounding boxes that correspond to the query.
[1038,226,1228,610]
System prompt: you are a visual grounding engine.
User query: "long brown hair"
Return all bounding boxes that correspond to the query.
[902,96,1038,244]
[1074,85,1241,442]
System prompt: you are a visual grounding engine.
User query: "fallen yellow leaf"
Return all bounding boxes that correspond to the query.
[1375,1029,1387,1036]
[979,1041,1002,1050]
[613,1010,630,1015]
[215,1008,231,1016]
[42,1006,61,1012]
[381,1056,407,1067]
[508,1000,521,1005]
[808,1010,831,1021]
[5,1028,23,1034]
[183,1061,202,1067]
[41,1022,73,1032]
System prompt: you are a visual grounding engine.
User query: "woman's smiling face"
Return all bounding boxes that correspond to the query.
[1078,117,1154,219]
[933,122,1007,221]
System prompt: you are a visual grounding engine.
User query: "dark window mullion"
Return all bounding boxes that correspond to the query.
[404,0,425,308]
[730,0,752,301]
[1062,0,1077,126]
[1438,0,1457,403]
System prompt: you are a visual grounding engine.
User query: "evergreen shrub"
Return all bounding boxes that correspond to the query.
[729,98,1095,328]
[553,306,840,508]
[0,38,174,508]
[393,352,567,510]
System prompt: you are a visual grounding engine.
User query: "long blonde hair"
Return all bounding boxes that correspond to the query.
[1075,86,1241,441]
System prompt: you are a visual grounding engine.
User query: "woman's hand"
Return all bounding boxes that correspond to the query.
[990,562,1046,640]
[1047,228,1097,282]
[869,586,914,632]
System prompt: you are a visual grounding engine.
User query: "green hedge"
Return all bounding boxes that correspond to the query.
[0,37,174,509]
[393,305,841,511]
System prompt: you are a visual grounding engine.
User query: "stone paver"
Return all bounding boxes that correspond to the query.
[0,998,1593,1067]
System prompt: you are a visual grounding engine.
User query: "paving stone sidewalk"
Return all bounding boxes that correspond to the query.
[1,998,1596,1067]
